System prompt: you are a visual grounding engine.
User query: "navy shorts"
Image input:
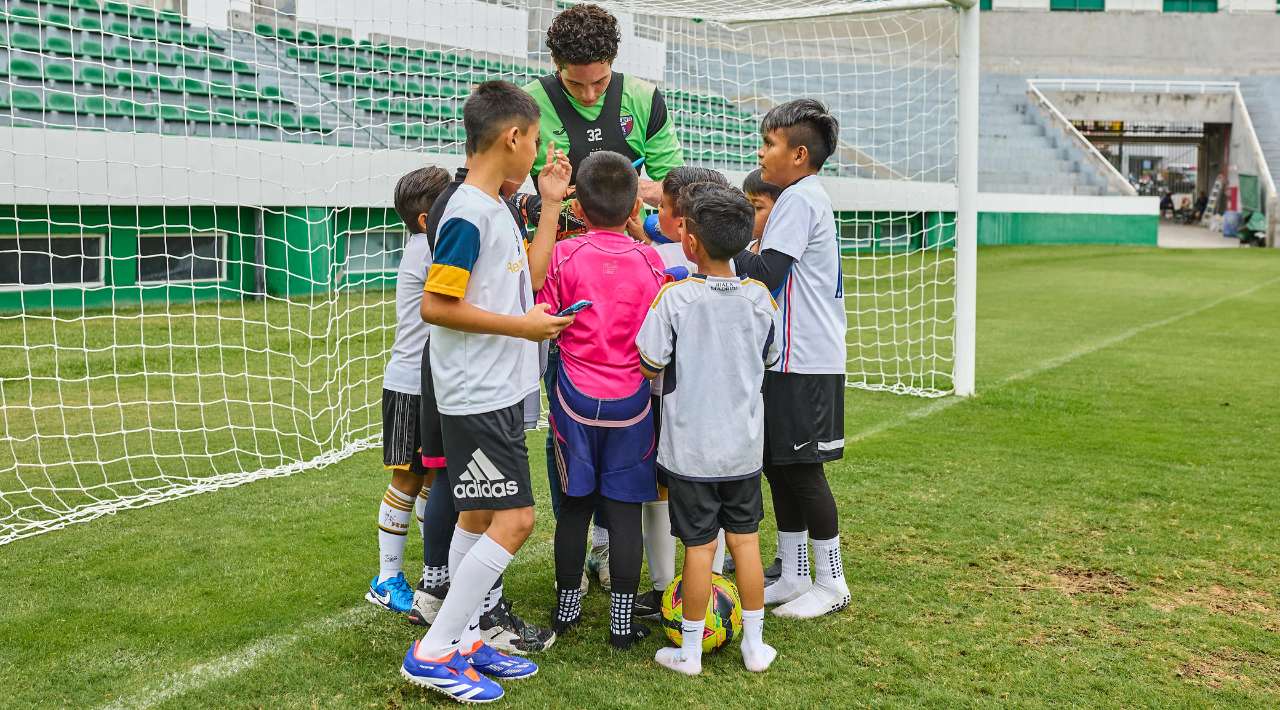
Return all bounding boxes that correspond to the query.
[549,369,657,504]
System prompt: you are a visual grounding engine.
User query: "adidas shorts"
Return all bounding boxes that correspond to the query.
[419,345,446,470]
[381,389,424,474]
[762,372,845,466]
[440,401,535,512]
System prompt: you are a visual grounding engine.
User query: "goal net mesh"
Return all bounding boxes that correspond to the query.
[0,0,959,544]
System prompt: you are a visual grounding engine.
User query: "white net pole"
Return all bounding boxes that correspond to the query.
[0,0,964,544]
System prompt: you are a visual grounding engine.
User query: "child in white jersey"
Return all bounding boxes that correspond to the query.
[637,182,781,675]
[366,166,452,615]
[734,99,851,620]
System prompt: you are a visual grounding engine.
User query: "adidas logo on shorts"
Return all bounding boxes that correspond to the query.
[453,450,519,499]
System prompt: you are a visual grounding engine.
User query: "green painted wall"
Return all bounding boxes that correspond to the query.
[977,212,1157,246]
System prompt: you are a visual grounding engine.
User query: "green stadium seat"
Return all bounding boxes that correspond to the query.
[175,51,206,69]
[387,77,407,93]
[6,7,41,24]
[390,60,407,73]
[117,98,157,119]
[158,10,183,24]
[338,36,355,47]
[260,84,282,99]
[78,65,108,84]
[11,32,42,51]
[185,103,210,122]
[12,89,43,111]
[7,59,43,80]
[275,27,296,42]
[46,11,73,27]
[390,122,423,139]
[132,5,157,20]
[193,31,221,49]
[181,77,209,95]
[319,32,337,45]
[234,82,258,99]
[39,0,75,6]
[108,20,133,36]
[353,55,373,70]
[370,75,389,91]
[315,50,338,66]
[46,91,77,112]
[75,0,101,9]
[297,29,318,44]
[256,24,276,38]
[357,39,372,48]
[158,103,184,121]
[273,111,300,129]
[139,47,163,64]
[104,1,129,14]
[231,59,253,74]
[135,25,159,41]
[75,15,102,32]
[44,35,75,55]
[239,108,264,125]
[44,62,74,82]
[205,55,230,72]
[213,105,240,124]
[163,27,186,44]
[81,95,121,116]
[110,45,137,62]
[300,114,325,131]
[145,74,178,92]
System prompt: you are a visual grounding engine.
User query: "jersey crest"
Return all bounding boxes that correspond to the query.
[619,115,635,137]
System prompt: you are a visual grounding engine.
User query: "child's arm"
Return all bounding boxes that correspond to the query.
[422,293,571,342]
[635,293,674,380]
[528,149,571,292]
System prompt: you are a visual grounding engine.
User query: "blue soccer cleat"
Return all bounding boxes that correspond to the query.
[366,572,414,614]
[401,642,505,704]
[465,641,539,681]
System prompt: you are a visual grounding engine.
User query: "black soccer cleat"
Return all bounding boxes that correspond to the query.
[609,620,652,650]
[480,597,556,653]
[633,589,662,621]
[764,556,782,582]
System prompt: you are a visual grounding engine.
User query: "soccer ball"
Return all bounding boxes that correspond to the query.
[660,573,743,652]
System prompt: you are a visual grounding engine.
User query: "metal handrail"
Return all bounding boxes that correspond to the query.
[1029,78,1239,95]
[1025,81,1137,196]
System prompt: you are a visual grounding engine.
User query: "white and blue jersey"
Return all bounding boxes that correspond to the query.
[759,174,847,375]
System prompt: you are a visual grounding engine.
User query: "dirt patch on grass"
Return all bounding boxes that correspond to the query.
[1045,567,1136,596]
[1177,648,1280,691]
[1151,584,1276,620]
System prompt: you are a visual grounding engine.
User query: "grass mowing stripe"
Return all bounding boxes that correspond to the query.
[95,605,375,710]
[848,273,1280,445]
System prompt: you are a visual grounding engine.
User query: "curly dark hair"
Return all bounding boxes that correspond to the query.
[545,4,620,67]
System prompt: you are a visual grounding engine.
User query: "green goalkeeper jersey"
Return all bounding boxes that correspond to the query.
[523,73,684,181]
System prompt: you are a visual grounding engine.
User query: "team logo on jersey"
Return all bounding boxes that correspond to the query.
[619,115,634,136]
[454,449,519,499]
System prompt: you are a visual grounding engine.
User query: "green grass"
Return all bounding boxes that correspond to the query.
[1,245,1279,708]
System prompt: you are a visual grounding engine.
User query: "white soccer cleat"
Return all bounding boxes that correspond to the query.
[763,576,812,606]
[771,582,850,619]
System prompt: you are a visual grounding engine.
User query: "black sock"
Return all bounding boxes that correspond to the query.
[554,493,596,592]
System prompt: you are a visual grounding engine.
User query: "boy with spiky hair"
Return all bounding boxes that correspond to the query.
[366,166,452,615]
[735,98,850,620]
[400,81,574,704]
[637,182,781,675]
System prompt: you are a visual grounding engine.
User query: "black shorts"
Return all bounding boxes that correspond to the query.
[664,472,763,547]
[762,372,845,466]
[419,344,446,470]
[382,389,424,474]
[440,401,535,512]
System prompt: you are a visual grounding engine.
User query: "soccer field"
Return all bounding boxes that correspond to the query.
[2,245,1278,708]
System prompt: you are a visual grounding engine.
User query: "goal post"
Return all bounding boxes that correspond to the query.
[0,0,977,544]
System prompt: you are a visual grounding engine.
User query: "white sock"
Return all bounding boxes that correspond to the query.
[482,579,503,614]
[655,618,704,675]
[711,529,726,575]
[773,531,781,561]
[377,486,415,582]
[765,530,812,605]
[643,500,675,592]
[812,535,848,589]
[414,487,429,537]
[773,535,851,619]
[417,534,513,659]
[740,608,776,671]
[448,526,482,581]
[593,524,610,548]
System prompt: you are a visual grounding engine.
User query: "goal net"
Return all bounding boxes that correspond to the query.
[0,0,971,544]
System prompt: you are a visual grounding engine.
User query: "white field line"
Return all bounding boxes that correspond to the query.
[96,605,374,710]
[849,274,1280,445]
[94,533,559,710]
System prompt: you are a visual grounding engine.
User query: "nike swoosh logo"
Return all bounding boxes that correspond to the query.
[373,590,391,604]
[793,441,811,451]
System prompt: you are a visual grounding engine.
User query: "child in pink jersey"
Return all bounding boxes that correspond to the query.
[536,152,668,649]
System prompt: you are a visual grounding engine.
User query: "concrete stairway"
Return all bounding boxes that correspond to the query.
[1238,76,1280,190]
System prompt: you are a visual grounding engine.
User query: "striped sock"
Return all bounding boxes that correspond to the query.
[377,485,415,583]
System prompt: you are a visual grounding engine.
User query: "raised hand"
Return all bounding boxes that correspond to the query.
[539,148,572,204]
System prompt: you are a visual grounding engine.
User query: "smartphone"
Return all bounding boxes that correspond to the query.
[556,300,593,317]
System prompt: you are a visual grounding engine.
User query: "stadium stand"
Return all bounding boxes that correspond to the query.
[1239,76,1280,185]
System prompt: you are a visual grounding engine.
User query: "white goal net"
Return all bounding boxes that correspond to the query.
[0,0,973,544]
